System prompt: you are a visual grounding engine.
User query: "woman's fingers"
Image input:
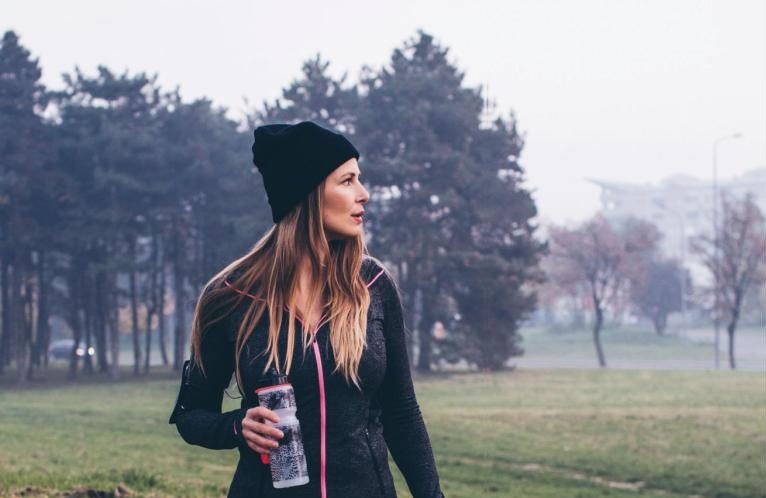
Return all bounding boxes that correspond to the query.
[241,407,284,453]
[242,426,278,453]
[242,411,285,440]
[247,406,280,424]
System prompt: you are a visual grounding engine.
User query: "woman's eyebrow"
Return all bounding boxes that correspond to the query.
[342,172,360,178]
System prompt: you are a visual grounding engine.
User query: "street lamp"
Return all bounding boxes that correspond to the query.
[712,132,743,369]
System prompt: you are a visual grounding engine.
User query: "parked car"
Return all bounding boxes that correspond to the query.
[48,339,95,361]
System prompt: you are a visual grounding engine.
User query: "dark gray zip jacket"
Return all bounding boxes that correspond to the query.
[168,257,445,498]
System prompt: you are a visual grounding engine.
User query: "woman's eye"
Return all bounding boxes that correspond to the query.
[343,178,353,185]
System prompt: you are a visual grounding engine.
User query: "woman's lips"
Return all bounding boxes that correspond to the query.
[351,214,363,223]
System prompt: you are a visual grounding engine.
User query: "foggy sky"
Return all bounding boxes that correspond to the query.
[6,0,765,225]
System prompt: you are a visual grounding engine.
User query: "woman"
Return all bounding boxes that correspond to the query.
[168,121,445,498]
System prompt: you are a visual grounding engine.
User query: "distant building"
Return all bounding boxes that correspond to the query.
[588,168,766,285]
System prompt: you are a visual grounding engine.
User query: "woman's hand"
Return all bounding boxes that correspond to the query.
[241,406,284,454]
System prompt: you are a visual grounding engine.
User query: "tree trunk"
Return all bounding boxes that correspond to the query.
[417,286,434,373]
[144,308,153,374]
[24,277,36,381]
[419,241,441,374]
[81,270,94,375]
[13,249,27,386]
[128,237,141,376]
[727,327,736,370]
[412,287,422,370]
[144,230,161,374]
[95,269,109,373]
[652,312,667,336]
[144,266,155,374]
[0,248,10,374]
[108,270,121,381]
[400,261,418,370]
[36,249,51,371]
[67,262,83,381]
[592,295,607,368]
[726,291,743,370]
[159,258,169,366]
[172,217,187,371]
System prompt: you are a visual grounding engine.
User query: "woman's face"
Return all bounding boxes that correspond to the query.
[322,158,369,241]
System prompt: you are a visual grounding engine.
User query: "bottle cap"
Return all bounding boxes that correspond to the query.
[268,367,289,386]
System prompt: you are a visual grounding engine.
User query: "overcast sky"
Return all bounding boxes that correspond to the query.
[6,0,765,225]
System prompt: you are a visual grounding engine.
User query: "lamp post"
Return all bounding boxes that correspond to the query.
[712,132,743,369]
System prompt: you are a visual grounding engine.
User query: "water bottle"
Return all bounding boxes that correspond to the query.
[255,369,310,488]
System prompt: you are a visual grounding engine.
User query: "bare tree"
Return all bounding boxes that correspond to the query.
[549,215,659,367]
[690,193,766,369]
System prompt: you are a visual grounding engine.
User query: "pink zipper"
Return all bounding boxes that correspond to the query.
[223,268,385,497]
[311,333,327,498]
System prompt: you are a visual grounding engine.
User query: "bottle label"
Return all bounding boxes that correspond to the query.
[270,423,309,483]
[257,385,297,411]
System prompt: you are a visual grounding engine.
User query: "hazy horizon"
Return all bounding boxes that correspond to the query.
[6,0,765,225]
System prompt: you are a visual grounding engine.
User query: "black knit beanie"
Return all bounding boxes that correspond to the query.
[251,121,360,223]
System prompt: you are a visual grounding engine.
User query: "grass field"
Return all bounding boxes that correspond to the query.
[520,326,717,358]
[508,326,766,370]
[1,368,764,498]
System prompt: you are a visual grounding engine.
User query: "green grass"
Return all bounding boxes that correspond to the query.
[512,325,765,368]
[519,326,713,359]
[1,368,764,497]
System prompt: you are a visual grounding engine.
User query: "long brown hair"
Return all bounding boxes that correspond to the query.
[190,180,372,392]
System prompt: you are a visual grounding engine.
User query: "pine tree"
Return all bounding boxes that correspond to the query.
[358,31,545,370]
[0,31,53,384]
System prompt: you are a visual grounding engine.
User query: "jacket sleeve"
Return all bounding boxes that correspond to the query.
[168,309,248,451]
[375,270,445,498]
